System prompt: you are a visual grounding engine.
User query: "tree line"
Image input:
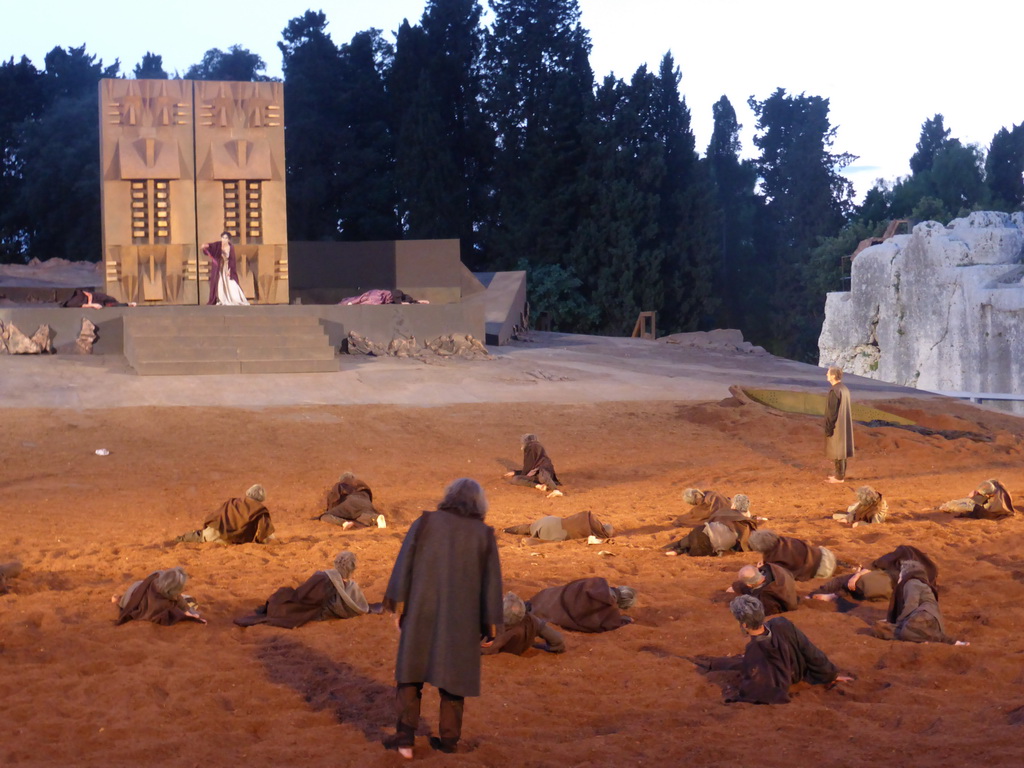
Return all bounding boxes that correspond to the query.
[1,1,1021,360]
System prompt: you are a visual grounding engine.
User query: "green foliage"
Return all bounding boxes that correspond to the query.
[909,114,950,174]
[390,1,489,258]
[132,52,168,79]
[184,45,271,81]
[515,258,598,331]
[985,124,1024,211]
[746,88,855,359]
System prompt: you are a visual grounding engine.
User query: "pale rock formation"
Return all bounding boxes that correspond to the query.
[819,212,1024,411]
[2,321,55,354]
[56,318,98,355]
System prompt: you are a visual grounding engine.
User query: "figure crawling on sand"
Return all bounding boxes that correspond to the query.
[665,494,758,556]
[698,595,852,704]
[833,485,888,526]
[113,567,205,626]
[504,433,563,497]
[481,593,565,656]
[528,577,636,633]
[235,551,371,628]
[940,479,1015,520]
[176,484,275,544]
[315,472,386,529]
[504,510,612,543]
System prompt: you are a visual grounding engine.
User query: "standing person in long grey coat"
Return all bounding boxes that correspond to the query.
[824,365,855,483]
[382,478,503,759]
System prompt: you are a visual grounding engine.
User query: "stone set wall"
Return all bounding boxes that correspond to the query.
[819,211,1024,411]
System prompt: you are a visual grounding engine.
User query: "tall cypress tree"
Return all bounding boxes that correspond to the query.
[748,88,854,359]
[279,11,347,240]
[706,95,759,331]
[389,1,488,261]
[986,123,1024,211]
[483,0,594,270]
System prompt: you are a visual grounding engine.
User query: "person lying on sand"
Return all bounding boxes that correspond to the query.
[665,495,758,556]
[748,530,837,581]
[504,510,612,542]
[113,567,205,625]
[528,577,635,633]
[314,472,386,529]
[727,563,798,616]
[234,551,371,628]
[940,479,1015,520]
[871,560,968,646]
[503,433,563,498]
[833,485,888,526]
[807,567,893,603]
[673,487,731,526]
[175,484,275,544]
[481,593,565,655]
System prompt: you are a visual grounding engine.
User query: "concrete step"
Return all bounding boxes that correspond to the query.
[133,358,340,375]
[127,332,328,347]
[131,345,336,362]
[123,309,338,375]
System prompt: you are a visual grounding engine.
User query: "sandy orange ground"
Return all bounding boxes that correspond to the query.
[1,395,1023,767]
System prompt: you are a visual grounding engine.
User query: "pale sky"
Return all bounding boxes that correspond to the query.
[2,0,1020,201]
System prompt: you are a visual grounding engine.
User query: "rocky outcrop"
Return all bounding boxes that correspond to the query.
[1,321,55,354]
[820,212,1024,410]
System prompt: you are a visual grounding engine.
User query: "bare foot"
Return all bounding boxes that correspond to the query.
[664,550,678,557]
[341,521,356,530]
[110,594,120,603]
[535,484,548,491]
[825,476,845,484]
[376,515,387,529]
[810,593,838,602]
[547,489,563,498]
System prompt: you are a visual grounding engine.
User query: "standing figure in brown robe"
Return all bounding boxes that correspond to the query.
[113,567,205,626]
[872,561,968,645]
[504,510,613,541]
[833,485,888,526]
[674,487,731,526]
[748,530,836,581]
[824,365,854,483]
[0,560,23,595]
[382,479,503,758]
[709,595,849,704]
[942,479,1016,520]
[528,577,635,633]
[316,472,385,529]
[234,551,370,628]
[504,434,563,497]
[482,593,565,655]
[730,564,798,615]
[809,568,893,603]
[666,497,758,556]
[176,484,275,544]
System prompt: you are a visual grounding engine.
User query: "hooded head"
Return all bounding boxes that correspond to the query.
[503,592,526,627]
[153,567,188,599]
[748,530,780,553]
[612,586,637,610]
[682,488,704,506]
[856,486,881,505]
[333,551,357,579]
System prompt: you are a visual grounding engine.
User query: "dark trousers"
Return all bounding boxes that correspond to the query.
[833,459,847,480]
[395,683,464,748]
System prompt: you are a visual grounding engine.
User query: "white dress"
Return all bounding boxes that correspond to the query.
[216,260,249,306]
